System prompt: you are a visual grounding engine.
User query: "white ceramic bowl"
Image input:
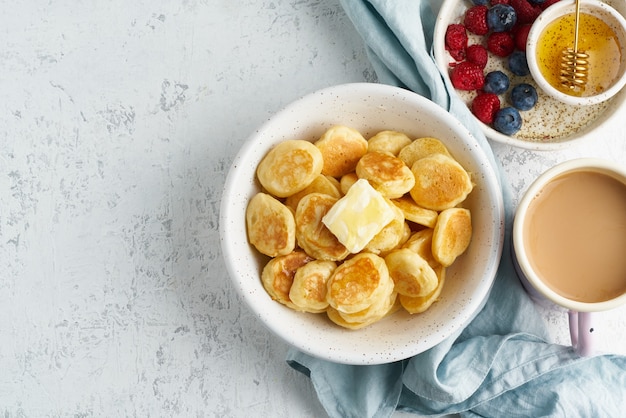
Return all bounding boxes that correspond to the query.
[434,0,626,150]
[527,0,626,106]
[220,83,504,365]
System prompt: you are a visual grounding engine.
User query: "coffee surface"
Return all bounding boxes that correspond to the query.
[524,171,626,303]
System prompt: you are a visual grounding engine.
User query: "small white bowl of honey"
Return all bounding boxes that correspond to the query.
[527,0,626,106]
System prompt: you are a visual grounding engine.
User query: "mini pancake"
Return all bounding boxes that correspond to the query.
[315,125,368,178]
[295,193,350,261]
[367,130,412,156]
[285,174,342,212]
[327,289,401,329]
[356,151,415,199]
[337,287,397,325]
[409,153,473,211]
[400,266,446,314]
[326,307,379,330]
[261,251,313,309]
[402,228,440,268]
[432,207,472,267]
[339,172,359,195]
[398,137,451,168]
[384,248,438,297]
[326,252,392,314]
[391,195,438,228]
[257,139,324,198]
[289,260,336,313]
[246,192,296,257]
[364,202,408,256]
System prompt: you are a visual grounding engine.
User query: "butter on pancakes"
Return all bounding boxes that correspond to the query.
[322,178,396,254]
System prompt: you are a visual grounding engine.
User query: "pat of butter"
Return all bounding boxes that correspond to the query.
[322,178,395,253]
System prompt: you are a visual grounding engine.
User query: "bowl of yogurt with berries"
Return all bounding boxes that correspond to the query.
[434,0,626,150]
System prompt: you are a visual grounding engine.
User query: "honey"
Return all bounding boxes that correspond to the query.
[536,12,622,97]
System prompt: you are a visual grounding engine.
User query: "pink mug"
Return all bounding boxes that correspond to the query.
[512,158,626,356]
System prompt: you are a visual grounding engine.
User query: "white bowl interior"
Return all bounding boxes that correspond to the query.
[527,0,626,106]
[220,83,504,365]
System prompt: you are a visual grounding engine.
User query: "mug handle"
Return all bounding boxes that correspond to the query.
[568,311,596,357]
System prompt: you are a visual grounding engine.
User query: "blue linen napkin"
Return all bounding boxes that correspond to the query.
[286,1,626,417]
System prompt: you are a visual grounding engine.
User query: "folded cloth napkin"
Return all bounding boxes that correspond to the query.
[286,1,626,417]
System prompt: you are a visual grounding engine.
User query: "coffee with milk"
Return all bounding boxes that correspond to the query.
[522,170,626,303]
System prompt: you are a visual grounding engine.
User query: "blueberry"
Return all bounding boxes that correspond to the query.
[510,83,538,111]
[483,71,510,95]
[471,0,489,4]
[508,50,529,76]
[493,107,522,135]
[487,4,517,32]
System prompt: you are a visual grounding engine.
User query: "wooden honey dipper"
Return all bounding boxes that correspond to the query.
[560,0,589,90]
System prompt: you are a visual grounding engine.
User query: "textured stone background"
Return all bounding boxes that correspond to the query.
[2,1,625,417]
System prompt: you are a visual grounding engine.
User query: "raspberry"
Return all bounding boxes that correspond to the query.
[472,93,500,124]
[445,24,468,61]
[450,61,485,91]
[513,24,532,51]
[466,44,488,68]
[491,0,510,4]
[449,49,465,62]
[487,32,515,57]
[509,0,542,24]
[464,5,489,35]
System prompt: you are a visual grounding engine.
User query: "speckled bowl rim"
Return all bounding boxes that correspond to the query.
[434,0,626,151]
[219,82,505,365]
